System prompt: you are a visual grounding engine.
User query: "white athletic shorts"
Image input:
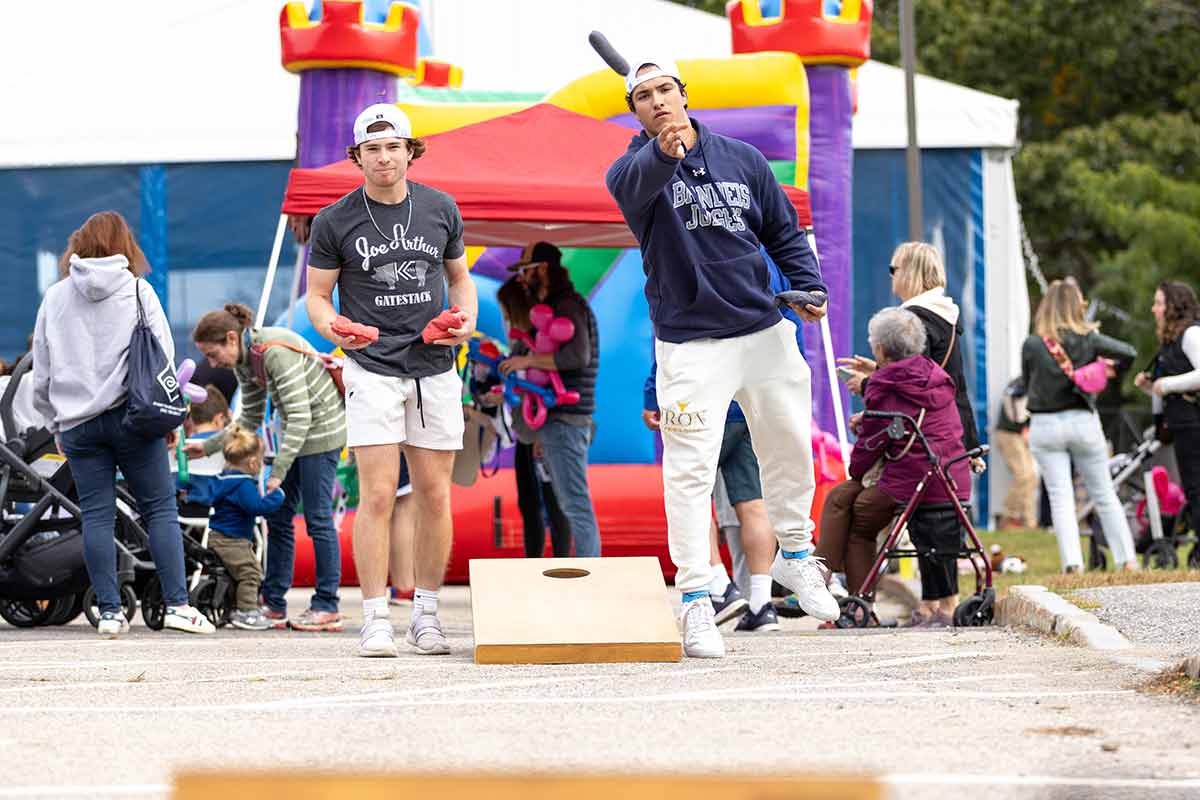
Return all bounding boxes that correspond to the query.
[343,359,465,451]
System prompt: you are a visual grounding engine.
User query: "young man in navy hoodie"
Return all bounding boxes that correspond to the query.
[606,60,840,658]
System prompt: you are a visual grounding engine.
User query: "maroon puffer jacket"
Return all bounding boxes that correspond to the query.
[849,354,970,504]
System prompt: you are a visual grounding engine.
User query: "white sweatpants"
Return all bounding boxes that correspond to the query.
[656,319,816,593]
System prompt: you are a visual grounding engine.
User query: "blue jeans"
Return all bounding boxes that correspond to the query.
[261,449,341,613]
[538,419,601,557]
[60,404,188,612]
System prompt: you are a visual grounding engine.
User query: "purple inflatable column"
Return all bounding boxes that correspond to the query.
[801,65,854,435]
[297,70,399,168]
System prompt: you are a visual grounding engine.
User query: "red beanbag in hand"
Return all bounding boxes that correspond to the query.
[421,306,464,344]
[331,315,379,345]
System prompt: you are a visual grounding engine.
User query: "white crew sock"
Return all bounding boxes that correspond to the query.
[707,563,731,597]
[749,574,773,613]
[413,587,439,620]
[363,595,389,622]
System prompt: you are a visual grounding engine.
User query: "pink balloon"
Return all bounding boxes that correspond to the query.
[534,331,557,353]
[526,367,551,386]
[176,358,196,387]
[548,317,574,342]
[184,382,208,403]
[529,304,553,331]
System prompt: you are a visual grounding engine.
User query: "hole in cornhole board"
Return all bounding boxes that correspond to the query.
[542,568,589,579]
[470,557,682,665]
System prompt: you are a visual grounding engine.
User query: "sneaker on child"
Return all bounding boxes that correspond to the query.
[680,595,725,658]
[769,550,840,622]
[163,605,216,635]
[229,609,272,631]
[97,611,130,638]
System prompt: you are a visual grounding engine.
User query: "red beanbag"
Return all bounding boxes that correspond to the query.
[421,306,464,343]
[331,315,379,345]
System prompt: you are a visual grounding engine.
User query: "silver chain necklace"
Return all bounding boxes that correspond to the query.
[362,185,413,244]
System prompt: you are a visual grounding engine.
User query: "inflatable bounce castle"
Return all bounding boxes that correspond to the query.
[273,0,870,583]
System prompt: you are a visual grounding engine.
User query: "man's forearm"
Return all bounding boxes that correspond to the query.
[447,272,478,318]
[306,291,338,337]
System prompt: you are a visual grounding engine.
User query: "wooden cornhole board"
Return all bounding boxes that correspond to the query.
[469,557,681,664]
[176,772,884,799]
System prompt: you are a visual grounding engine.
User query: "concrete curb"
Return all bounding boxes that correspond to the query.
[996,585,1134,651]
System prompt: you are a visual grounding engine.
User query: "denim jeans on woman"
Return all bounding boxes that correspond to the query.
[60,404,189,613]
[1029,409,1136,569]
[260,449,341,614]
[538,418,601,557]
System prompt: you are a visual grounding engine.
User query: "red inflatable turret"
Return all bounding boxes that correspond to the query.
[727,0,872,65]
[280,0,420,77]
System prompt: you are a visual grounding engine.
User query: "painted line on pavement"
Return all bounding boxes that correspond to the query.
[0,666,738,714]
[0,785,168,798]
[834,652,986,670]
[883,773,1200,789]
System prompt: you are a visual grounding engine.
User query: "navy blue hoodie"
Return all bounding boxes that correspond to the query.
[186,470,285,541]
[605,119,825,343]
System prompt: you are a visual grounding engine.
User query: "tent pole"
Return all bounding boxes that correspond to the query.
[256,214,288,328]
[820,314,851,478]
[286,242,305,329]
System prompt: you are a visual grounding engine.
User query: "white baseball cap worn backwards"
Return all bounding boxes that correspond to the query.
[353,103,413,146]
[624,59,682,95]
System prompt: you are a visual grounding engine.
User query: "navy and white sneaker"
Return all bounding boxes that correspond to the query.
[735,603,781,633]
[711,582,749,626]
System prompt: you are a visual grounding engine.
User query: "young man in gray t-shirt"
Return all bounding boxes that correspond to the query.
[306,103,478,658]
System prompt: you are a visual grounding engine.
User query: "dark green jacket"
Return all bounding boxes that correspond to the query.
[1020,330,1136,414]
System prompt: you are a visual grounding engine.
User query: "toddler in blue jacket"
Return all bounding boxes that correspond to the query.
[186,426,284,630]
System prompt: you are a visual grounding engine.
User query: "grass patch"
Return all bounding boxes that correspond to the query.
[1139,670,1200,704]
[1066,595,1103,610]
[970,528,1200,598]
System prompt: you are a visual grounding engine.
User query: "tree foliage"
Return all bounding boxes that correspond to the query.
[668,0,1200,352]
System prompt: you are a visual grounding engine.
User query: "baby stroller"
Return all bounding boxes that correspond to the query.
[0,355,151,627]
[1079,422,1200,571]
[835,410,994,629]
[139,505,266,631]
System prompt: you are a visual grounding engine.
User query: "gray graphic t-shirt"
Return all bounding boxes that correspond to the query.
[309,181,465,378]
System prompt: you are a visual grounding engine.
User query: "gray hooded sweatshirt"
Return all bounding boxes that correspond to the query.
[32,254,174,434]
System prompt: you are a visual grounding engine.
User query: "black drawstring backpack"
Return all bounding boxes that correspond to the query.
[122,279,187,438]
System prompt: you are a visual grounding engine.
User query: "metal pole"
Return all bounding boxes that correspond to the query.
[256,214,289,328]
[900,0,923,241]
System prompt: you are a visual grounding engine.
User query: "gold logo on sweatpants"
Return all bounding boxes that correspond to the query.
[660,402,708,433]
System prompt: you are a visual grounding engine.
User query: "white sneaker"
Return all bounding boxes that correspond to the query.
[828,572,849,599]
[97,611,130,638]
[406,613,451,655]
[770,551,840,622]
[359,615,398,658]
[680,596,725,658]
[163,605,216,635]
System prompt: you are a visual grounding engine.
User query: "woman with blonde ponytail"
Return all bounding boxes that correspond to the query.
[191,301,347,631]
[1021,279,1138,572]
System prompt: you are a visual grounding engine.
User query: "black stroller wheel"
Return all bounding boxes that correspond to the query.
[47,594,84,626]
[0,597,58,628]
[1143,540,1179,571]
[190,577,232,628]
[1189,544,1200,570]
[953,588,995,627]
[83,585,139,628]
[834,596,873,629]
[140,577,165,631]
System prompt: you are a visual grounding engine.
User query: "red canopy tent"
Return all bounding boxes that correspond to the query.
[280,103,812,248]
